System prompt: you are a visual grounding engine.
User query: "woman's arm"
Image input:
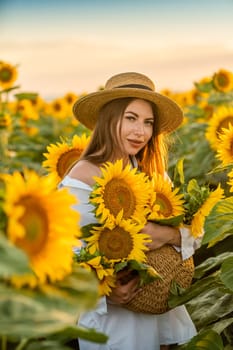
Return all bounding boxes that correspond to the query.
[140,221,181,250]
[141,221,203,260]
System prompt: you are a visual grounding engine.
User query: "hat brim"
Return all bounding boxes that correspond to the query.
[73,88,183,133]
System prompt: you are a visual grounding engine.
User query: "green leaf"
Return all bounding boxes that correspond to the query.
[81,223,100,238]
[0,266,99,339]
[220,257,233,291]
[0,233,32,277]
[194,252,233,279]
[208,317,233,335]
[14,92,38,101]
[114,261,128,272]
[182,330,223,350]
[203,197,233,245]
[194,81,214,93]
[153,214,184,227]
[208,91,233,105]
[20,340,69,350]
[48,324,108,344]
[127,260,161,285]
[169,280,186,297]
[0,85,21,94]
[168,273,223,309]
[187,288,233,329]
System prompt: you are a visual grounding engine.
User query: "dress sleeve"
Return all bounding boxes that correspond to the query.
[59,176,98,227]
[179,226,203,260]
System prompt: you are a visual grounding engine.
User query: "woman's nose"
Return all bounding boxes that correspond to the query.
[133,123,145,135]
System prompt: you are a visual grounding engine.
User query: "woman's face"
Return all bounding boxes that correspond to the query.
[119,99,154,156]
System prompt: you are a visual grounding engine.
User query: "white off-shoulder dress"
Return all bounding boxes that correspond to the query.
[60,176,198,350]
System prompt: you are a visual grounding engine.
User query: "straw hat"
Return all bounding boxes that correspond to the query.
[73,72,183,133]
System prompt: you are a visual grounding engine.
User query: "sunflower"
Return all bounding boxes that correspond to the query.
[64,92,77,104]
[0,113,12,130]
[79,255,112,280]
[190,184,224,238]
[28,94,45,112]
[2,170,81,287]
[47,97,69,119]
[62,92,79,117]
[205,106,233,150]
[212,68,233,92]
[216,124,233,166]
[147,173,184,222]
[16,99,39,121]
[197,101,215,122]
[99,274,116,296]
[0,61,18,90]
[86,214,150,264]
[81,255,116,295]
[43,134,90,183]
[90,159,151,227]
[76,248,116,296]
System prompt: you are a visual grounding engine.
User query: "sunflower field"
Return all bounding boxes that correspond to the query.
[0,60,233,349]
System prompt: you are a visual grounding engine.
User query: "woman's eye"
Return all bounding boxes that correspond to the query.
[126,115,136,121]
[145,120,154,126]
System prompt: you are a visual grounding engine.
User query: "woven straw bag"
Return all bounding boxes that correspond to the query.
[125,244,194,314]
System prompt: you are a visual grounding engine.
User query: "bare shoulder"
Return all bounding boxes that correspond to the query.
[68,160,101,186]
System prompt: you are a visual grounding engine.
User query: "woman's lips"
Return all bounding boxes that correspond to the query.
[127,139,144,148]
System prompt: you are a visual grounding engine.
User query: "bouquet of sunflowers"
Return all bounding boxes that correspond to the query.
[75,159,161,297]
[74,158,225,313]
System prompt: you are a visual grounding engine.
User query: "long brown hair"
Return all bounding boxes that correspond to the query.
[80,98,169,176]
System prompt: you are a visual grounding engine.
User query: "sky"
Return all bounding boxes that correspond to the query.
[1,0,233,99]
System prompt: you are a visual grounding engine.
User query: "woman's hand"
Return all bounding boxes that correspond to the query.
[140,221,181,250]
[107,269,141,305]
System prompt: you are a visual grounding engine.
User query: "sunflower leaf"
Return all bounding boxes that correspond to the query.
[203,197,233,244]
[81,223,100,238]
[14,92,38,101]
[220,256,233,291]
[194,80,214,93]
[0,233,32,277]
[0,266,99,339]
[47,324,108,344]
[151,214,184,227]
[126,260,161,285]
[181,329,224,350]
[114,261,128,272]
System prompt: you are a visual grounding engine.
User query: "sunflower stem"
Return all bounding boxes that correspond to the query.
[1,336,7,350]
[15,338,29,350]
[0,130,9,164]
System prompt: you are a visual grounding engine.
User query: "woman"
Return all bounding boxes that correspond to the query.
[60,72,198,350]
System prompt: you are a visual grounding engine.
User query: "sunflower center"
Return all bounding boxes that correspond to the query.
[57,149,82,178]
[217,116,233,137]
[204,105,214,120]
[103,179,136,218]
[0,68,12,82]
[66,95,75,104]
[99,226,133,259]
[217,73,229,87]
[15,195,49,256]
[53,102,62,111]
[156,193,173,217]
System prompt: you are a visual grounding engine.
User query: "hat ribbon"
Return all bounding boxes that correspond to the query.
[113,84,153,91]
